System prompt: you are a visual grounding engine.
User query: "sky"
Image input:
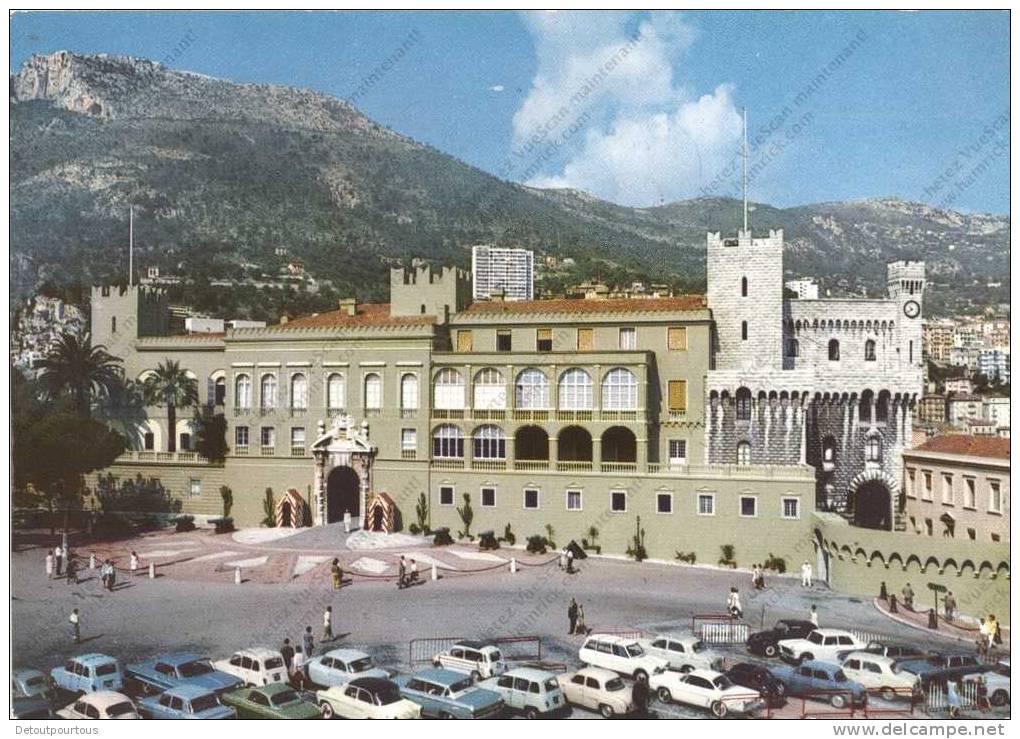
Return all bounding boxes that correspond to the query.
[10,10,1010,213]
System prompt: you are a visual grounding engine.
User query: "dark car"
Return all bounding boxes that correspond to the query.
[746,619,817,658]
[862,642,928,662]
[725,662,787,707]
[12,697,57,719]
[897,652,991,686]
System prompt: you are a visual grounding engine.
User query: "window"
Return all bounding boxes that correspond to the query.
[906,468,916,498]
[400,374,419,410]
[697,494,715,516]
[859,390,874,422]
[668,439,687,466]
[559,368,593,410]
[260,374,277,409]
[740,496,757,517]
[290,374,308,410]
[828,339,840,361]
[668,327,688,351]
[610,491,627,513]
[964,477,976,509]
[432,425,464,458]
[189,479,202,498]
[577,327,594,351]
[473,425,506,459]
[144,431,155,450]
[433,485,456,507]
[787,338,799,357]
[942,473,954,505]
[291,427,306,453]
[364,373,382,409]
[456,329,473,352]
[988,480,1002,513]
[473,368,506,410]
[566,489,582,511]
[736,441,751,466]
[481,488,496,507]
[536,327,552,352]
[923,472,933,500]
[865,435,881,463]
[214,376,227,405]
[524,488,540,509]
[864,339,876,361]
[741,276,748,297]
[735,387,752,421]
[235,374,252,408]
[401,428,417,453]
[327,373,345,410]
[782,497,801,519]
[434,368,465,409]
[604,368,639,410]
[515,369,550,409]
[741,321,748,341]
[111,316,117,333]
[667,379,687,414]
[656,492,673,514]
[496,330,512,352]
[822,436,837,467]
[235,426,249,448]
[619,327,636,350]
[260,426,275,447]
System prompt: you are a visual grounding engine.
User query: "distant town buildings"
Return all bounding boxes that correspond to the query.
[471,245,534,301]
[785,278,819,300]
[978,348,1011,383]
[922,319,955,365]
[10,296,86,375]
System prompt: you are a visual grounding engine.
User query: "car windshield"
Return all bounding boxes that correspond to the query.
[95,663,118,677]
[271,690,300,706]
[713,676,733,689]
[625,644,644,657]
[264,657,284,670]
[448,678,474,694]
[375,686,403,706]
[190,694,220,713]
[107,702,136,717]
[489,650,502,662]
[349,658,374,672]
[691,641,706,653]
[833,671,848,683]
[24,676,45,688]
[605,677,626,692]
[178,660,213,677]
[808,633,823,644]
[544,677,559,692]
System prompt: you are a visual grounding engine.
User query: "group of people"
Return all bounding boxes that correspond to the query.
[977,614,1003,658]
[45,544,142,592]
[396,556,420,588]
[749,564,767,590]
[279,608,341,689]
[567,598,590,635]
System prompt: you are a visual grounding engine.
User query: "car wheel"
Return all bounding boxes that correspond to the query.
[830,694,847,709]
[599,703,614,718]
[764,644,778,658]
[633,669,648,684]
[711,700,728,718]
[432,658,441,668]
[991,690,1009,707]
[657,687,672,703]
[470,670,481,683]
[438,711,455,719]
[524,706,539,719]
[319,701,334,720]
[880,688,896,702]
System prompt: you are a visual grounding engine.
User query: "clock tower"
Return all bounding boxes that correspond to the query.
[887,261,926,369]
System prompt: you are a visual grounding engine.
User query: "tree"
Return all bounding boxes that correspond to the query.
[143,360,199,452]
[194,406,228,462]
[36,331,123,417]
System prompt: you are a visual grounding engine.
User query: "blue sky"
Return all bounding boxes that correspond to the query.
[10,10,1009,212]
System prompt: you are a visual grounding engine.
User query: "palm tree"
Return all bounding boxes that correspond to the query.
[37,331,123,418]
[142,360,199,452]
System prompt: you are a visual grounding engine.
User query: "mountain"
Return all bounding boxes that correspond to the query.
[10,51,1009,317]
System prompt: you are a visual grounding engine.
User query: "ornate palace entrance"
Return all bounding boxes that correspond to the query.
[311,415,377,528]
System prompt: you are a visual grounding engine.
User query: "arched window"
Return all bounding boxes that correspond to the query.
[234,374,250,408]
[326,373,345,410]
[828,339,840,361]
[558,368,593,410]
[473,425,506,459]
[787,338,799,357]
[400,373,419,410]
[364,373,382,409]
[433,368,465,410]
[214,376,227,406]
[736,441,751,466]
[432,424,464,458]
[859,389,874,423]
[515,368,549,409]
[601,368,638,410]
[864,339,876,362]
[741,321,748,341]
[822,436,837,464]
[735,387,752,421]
[741,276,748,297]
[866,435,881,462]
[290,373,308,410]
[876,390,890,423]
[473,368,506,410]
[260,374,277,409]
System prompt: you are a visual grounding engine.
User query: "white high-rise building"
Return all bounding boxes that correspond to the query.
[471,245,534,301]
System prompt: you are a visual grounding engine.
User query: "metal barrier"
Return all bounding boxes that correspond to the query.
[925,680,984,714]
[797,689,859,719]
[862,687,919,717]
[408,635,543,668]
[585,627,647,641]
[692,614,750,644]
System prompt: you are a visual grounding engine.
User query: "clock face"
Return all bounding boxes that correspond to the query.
[903,300,921,319]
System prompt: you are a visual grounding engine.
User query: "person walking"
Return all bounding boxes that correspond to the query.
[397,556,407,589]
[292,646,307,689]
[751,565,760,589]
[801,560,812,588]
[302,626,315,658]
[902,583,915,610]
[323,606,334,642]
[69,608,80,644]
[331,558,343,591]
[65,555,78,585]
[45,550,54,580]
[281,638,295,676]
[54,545,64,577]
[809,605,819,627]
[757,566,766,590]
[631,674,650,716]
[129,551,140,578]
[575,604,590,635]
[944,591,957,622]
[568,598,579,635]
[726,587,743,619]
[106,560,117,591]
[408,558,419,584]
[566,547,575,575]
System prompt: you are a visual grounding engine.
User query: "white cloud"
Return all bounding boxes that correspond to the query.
[511,11,741,206]
[489,84,505,92]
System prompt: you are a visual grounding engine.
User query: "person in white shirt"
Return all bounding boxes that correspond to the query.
[801,561,813,588]
[45,551,54,579]
[129,551,140,577]
[809,605,819,626]
[69,608,80,644]
[726,588,743,618]
[292,646,307,688]
[323,606,333,641]
[54,545,64,577]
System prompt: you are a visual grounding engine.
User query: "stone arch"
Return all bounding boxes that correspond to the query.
[905,554,923,571]
[853,546,868,561]
[602,426,637,463]
[942,558,959,576]
[996,562,1010,578]
[923,556,941,573]
[848,468,898,530]
[515,425,549,461]
[978,561,995,578]
[887,552,903,570]
[959,559,976,578]
[558,425,593,463]
[869,551,887,568]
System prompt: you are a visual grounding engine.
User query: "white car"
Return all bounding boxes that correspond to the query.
[578,634,669,683]
[305,648,389,688]
[213,648,288,686]
[57,691,139,720]
[650,668,765,718]
[478,667,566,718]
[965,659,1010,708]
[840,652,921,700]
[316,677,421,719]
[433,640,507,680]
[641,633,725,672]
[779,628,868,665]
[559,666,635,718]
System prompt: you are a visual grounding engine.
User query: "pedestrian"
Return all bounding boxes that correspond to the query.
[331,558,342,590]
[408,558,419,584]
[281,638,295,675]
[323,606,333,641]
[810,605,819,627]
[902,582,915,610]
[631,674,650,716]
[566,547,575,575]
[801,560,812,588]
[726,587,743,619]
[757,566,766,590]
[292,646,307,689]
[69,608,80,644]
[45,551,54,579]
[100,560,109,589]
[106,560,117,591]
[129,551,139,578]
[303,626,315,657]
[397,556,407,589]
[559,549,567,570]
[65,556,78,585]
[54,545,64,577]
[944,591,957,622]
[568,598,579,635]
[751,564,759,588]
[575,604,590,635]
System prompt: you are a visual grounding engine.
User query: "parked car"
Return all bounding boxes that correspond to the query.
[650,668,765,718]
[964,659,1010,708]
[559,666,635,718]
[432,640,507,680]
[724,662,787,707]
[137,684,237,720]
[56,691,139,719]
[479,667,566,718]
[861,641,928,662]
[305,648,389,688]
[212,648,288,686]
[394,667,504,719]
[897,652,991,686]
[770,659,867,708]
[641,633,725,672]
[125,653,243,696]
[779,629,868,665]
[12,668,50,699]
[746,619,817,658]
[316,677,421,719]
[12,697,57,719]
[839,652,921,700]
[220,683,322,719]
[579,634,669,683]
[50,654,124,694]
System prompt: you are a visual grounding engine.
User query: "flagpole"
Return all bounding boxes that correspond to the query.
[129,206,134,286]
[742,108,748,234]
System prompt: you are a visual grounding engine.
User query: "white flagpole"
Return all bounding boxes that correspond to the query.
[742,108,748,234]
[129,206,134,286]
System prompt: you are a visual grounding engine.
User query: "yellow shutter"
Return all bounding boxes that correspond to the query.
[537,328,552,341]
[668,326,688,351]
[668,380,688,412]
[456,330,473,352]
[577,328,593,351]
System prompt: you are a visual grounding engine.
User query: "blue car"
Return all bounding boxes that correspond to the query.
[305,648,389,688]
[50,654,124,694]
[770,659,867,709]
[12,668,50,699]
[125,653,243,696]
[138,685,237,719]
[394,668,504,719]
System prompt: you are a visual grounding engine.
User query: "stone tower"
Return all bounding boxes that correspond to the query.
[886,261,926,369]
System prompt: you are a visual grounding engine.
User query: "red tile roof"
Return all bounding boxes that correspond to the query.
[912,435,1010,460]
[277,303,436,330]
[461,295,707,316]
